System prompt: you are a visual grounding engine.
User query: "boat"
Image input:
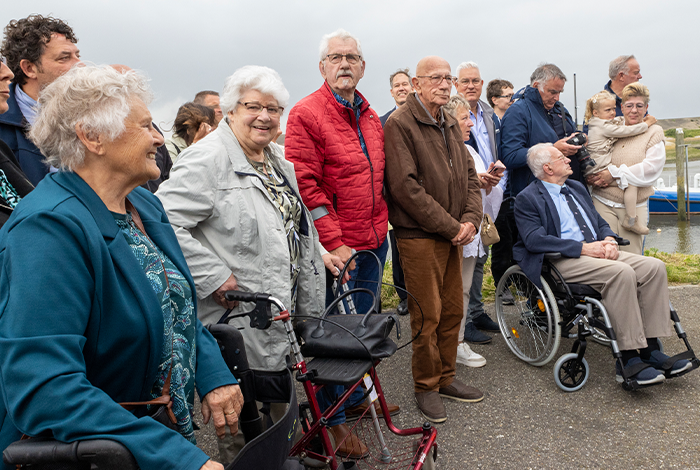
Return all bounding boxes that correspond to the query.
[649,175,700,214]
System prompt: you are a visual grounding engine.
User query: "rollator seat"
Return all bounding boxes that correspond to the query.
[306,357,373,387]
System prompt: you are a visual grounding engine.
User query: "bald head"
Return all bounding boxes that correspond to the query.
[415,56,450,77]
[412,56,453,119]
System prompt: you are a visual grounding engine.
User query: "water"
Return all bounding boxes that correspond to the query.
[646,215,700,254]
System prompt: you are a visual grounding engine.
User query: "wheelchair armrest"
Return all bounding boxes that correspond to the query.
[543,252,562,260]
[3,438,138,470]
[615,237,630,246]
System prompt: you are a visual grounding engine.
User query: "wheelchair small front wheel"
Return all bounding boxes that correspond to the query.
[553,353,589,392]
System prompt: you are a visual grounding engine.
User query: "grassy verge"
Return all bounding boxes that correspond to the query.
[381,251,699,311]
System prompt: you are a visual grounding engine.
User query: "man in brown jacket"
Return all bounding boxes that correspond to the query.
[384,56,484,423]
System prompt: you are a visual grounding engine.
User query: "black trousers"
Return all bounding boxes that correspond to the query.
[389,230,407,301]
[490,198,518,287]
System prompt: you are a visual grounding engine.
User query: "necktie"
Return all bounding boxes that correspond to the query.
[560,186,595,243]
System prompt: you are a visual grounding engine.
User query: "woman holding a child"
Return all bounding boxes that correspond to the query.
[587,83,664,254]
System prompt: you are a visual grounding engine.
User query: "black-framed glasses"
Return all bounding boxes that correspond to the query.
[416,75,454,85]
[496,94,514,100]
[325,53,362,65]
[237,101,284,117]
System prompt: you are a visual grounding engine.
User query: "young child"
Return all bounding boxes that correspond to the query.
[584,90,657,235]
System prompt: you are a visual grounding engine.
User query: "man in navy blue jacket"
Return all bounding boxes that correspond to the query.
[0,15,80,185]
[513,143,692,386]
[501,63,584,199]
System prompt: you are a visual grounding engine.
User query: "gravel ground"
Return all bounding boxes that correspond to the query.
[194,285,700,470]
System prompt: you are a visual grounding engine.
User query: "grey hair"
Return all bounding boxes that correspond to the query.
[319,28,363,61]
[527,142,554,179]
[29,64,153,171]
[530,63,567,89]
[443,94,471,118]
[455,61,479,75]
[220,65,290,115]
[608,55,636,80]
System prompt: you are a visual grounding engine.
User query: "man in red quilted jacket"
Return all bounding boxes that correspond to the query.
[285,28,393,459]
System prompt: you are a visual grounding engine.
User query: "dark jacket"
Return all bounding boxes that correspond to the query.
[383,93,482,241]
[501,85,581,197]
[0,83,47,185]
[0,172,236,470]
[380,107,396,127]
[513,179,616,287]
[0,139,33,228]
[140,124,172,193]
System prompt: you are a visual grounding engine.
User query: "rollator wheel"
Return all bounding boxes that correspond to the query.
[553,353,590,392]
[496,265,561,366]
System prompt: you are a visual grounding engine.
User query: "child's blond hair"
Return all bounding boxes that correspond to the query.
[583,90,617,124]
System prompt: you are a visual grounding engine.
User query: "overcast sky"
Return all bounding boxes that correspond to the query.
[7,0,699,133]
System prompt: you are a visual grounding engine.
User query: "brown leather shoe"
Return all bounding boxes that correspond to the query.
[415,391,446,423]
[328,423,369,459]
[438,378,484,403]
[345,400,400,421]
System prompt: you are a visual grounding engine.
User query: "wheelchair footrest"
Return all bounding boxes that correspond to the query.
[306,357,373,387]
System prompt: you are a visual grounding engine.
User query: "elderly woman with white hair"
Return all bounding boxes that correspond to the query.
[444,95,503,367]
[157,65,344,462]
[0,65,242,470]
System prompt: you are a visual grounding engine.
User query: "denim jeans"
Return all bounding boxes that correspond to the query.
[465,247,489,324]
[319,238,389,426]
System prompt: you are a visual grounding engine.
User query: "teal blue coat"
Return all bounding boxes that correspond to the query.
[0,172,236,470]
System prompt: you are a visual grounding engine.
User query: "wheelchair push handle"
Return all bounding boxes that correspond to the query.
[3,438,138,470]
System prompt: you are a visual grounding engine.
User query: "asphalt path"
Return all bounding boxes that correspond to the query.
[195,285,700,469]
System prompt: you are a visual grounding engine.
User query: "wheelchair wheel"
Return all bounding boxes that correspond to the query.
[496,265,561,366]
[553,353,590,392]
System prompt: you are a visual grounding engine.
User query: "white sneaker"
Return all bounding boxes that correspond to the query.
[456,342,486,368]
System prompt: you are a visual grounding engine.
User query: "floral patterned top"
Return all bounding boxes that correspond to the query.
[248,153,303,310]
[112,211,198,443]
[0,169,22,208]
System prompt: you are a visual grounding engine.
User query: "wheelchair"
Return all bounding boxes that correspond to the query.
[494,249,700,392]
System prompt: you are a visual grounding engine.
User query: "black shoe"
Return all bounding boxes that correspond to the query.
[396,299,409,316]
[472,313,499,332]
[464,322,492,344]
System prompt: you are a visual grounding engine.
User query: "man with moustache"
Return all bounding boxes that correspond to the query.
[285,28,392,459]
[384,56,484,423]
[0,15,81,185]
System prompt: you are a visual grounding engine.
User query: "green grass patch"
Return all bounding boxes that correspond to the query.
[382,250,698,311]
[664,128,700,139]
[644,248,700,284]
[663,145,700,165]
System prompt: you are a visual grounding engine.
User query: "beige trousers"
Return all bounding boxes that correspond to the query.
[458,256,478,343]
[593,199,648,255]
[551,251,673,350]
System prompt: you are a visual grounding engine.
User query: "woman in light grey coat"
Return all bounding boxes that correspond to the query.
[156,65,345,461]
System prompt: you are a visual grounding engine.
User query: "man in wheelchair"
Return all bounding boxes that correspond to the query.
[512,143,693,386]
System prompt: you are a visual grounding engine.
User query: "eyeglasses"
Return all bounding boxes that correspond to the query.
[325,54,362,65]
[416,75,454,85]
[496,94,514,100]
[455,78,481,86]
[238,101,284,117]
[623,102,646,110]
